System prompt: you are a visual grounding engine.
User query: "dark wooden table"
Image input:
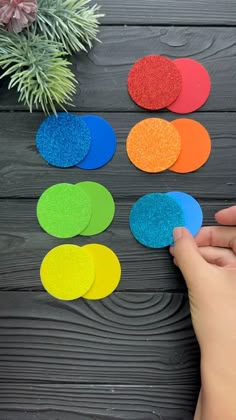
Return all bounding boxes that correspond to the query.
[1,1,236,419]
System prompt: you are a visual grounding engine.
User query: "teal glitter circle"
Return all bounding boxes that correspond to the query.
[129,193,185,248]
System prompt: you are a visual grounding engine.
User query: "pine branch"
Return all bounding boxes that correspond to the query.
[32,0,104,53]
[0,29,77,113]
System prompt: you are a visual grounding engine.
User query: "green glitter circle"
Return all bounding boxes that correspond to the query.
[37,183,92,238]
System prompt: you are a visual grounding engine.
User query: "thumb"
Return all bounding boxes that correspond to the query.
[173,227,209,287]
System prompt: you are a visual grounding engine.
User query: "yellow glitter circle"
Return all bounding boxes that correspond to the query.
[82,244,121,300]
[40,244,95,300]
[126,118,181,173]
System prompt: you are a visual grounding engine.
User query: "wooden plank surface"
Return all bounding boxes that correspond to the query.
[0,384,195,420]
[0,292,199,388]
[93,0,236,25]
[0,199,232,291]
[0,26,236,112]
[0,112,236,199]
[0,1,234,417]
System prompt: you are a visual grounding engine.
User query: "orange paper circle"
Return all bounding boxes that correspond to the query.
[126,118,181,173]
[169,119,211,173]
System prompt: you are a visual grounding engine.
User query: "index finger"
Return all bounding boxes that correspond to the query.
[215,206,236,226]
[195,226,236,253]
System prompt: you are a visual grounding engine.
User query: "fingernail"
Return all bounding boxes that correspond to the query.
[173,227,183,242]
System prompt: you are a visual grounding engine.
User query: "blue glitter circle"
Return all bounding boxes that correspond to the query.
[77,115,117,169]
[167,191,203,237]
[129,193,185,248]
[36,113,91,168]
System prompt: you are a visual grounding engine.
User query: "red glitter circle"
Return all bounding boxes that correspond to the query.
[127,55,182,110]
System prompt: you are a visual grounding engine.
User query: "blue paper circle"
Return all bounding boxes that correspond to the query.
[167,191,203,237]
[129,193,185,248]
[77,115,116,169]
[36,113,91,168]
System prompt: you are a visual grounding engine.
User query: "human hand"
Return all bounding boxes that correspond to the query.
[196,205,236,268]
[170,206,236,356]
[170,206,236,419]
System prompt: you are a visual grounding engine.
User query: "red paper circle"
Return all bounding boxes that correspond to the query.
[127,55,182,110]
[167,58,211,113]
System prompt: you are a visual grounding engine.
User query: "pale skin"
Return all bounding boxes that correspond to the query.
[170,205,236,420]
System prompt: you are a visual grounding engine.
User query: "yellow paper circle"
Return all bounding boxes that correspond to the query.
[82,244,121,300]
[40,244,95,300]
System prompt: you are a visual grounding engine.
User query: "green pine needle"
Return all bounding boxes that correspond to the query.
[0,30,77,114]
[32,0,104,53]
[0,1,103,113]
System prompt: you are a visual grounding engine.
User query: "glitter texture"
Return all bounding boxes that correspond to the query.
[37,183,92,238]
[129,193,185,248]
[40,244,95,300]
[127,55,182,110]
[126,118,181,173]
[36,113,91,168]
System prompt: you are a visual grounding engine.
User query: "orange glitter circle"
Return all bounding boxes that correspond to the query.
[126,118,181,173]
[169,119,211,173]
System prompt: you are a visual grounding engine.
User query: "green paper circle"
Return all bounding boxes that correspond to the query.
[37,183,92,238]
[78,181,115,236]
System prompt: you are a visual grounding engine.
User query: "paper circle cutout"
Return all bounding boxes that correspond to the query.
[36,113,91,167]
[82,244,121,300]
[126,118,181,173]
[167,59,211,113]
[127,55,182,110]
[37,183,92,238]
[78,181,115,236]
[167,191,203,237]
[77,115,117,169]
[40,244,95,300]
[169,119,211,173]
[129,193,185,248]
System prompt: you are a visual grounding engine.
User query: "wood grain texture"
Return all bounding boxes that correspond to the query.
[0,292,199,389]
[0,385,196,420]
[0,198,233,291]
[0,384,196,420]
[1,26,236,111]
[92,0,236,25]
[0,5,233,416]
[0,112,236,199]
